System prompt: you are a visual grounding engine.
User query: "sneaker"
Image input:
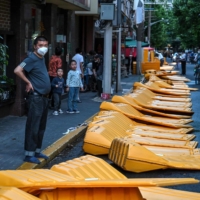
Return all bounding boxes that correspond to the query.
[53,111,59,115]
[24,156,41,164]
[77,100,82,103]
[35,152,49,160]
[66,110,75,114]
[73,110,80,114]
[58,109,63,114]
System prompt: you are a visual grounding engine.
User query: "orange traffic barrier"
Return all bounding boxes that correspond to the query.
[100,102,192,128]
[51,155,126,180]
[0,187,41,200]
[109,138,200,173]
[134,82,191,96]
[112,95,193,120]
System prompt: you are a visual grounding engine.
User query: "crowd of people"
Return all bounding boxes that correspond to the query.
[172,50,200,75]
[48,47,104,116]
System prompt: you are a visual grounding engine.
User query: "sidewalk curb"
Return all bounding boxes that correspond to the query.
[17,113,98,170]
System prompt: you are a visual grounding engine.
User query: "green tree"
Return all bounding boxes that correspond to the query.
[145,4,170,49]
[173,0,200,49]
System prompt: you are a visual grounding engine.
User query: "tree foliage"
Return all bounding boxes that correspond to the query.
[173,0,200,49]
[145,4,171,50]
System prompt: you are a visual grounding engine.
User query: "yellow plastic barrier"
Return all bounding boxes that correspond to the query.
[148,75,189,87]
[96,111,193,134]
[50,155,200,200]
[145,81,191,94]
[129,93,192,110]
[0,168,198,200]
[51,155,126,180]
[145,69,180,76]
[0,169,78,193]
[127,93,193,115]
[84,111,194,155]
[134,82,191,96]
[134,86,191,102]
[160,65,174,71]
[143,145,200,156]
[83,123,131,155]
[131,91,192,108]
[92,111,137,127]
[161,75,190,82]
[153,80,198,91]
[126,129,195,141]
[143,49,149,62]
[124,134,198,149]
[109,138,200,173]
[140,187,200,200]
[100,102,192,128]
[112,95,193,120]
[39,187,143,200]
[0,187,41,200]
[141,62,160,74]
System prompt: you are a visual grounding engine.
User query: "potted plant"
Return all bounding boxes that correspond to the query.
[0,36,9,75]
[0,36,15,102]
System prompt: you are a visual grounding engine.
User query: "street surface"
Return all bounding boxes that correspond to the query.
[44,61,200,193]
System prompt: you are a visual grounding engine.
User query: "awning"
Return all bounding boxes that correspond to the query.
[125,40,149,48]
[46,0,90,11]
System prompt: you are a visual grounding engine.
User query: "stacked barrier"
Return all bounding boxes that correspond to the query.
[83,69,200,174]
[1,155,200,199]
[1,68,200,199]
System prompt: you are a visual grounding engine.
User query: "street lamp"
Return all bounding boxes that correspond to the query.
[144,18,169,46]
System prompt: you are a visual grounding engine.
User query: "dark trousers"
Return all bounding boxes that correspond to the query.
[160,58,164,66]
[181,61,186,75]
[49,76,55,107]
[25,95,49,156]
[97,79,103,97]
[53,93,61,111]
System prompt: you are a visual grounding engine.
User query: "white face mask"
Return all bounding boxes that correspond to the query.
[198,51,200,53]
[37,47,48,56]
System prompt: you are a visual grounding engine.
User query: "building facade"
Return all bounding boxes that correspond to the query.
[0,0,96,117]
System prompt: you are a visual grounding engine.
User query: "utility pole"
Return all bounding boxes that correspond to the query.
[135,0,145,75]
[100,1,115,99]
[147,5,151,46]
[103,23,113,95]
[136,22,144,75]
[116,0,122,92]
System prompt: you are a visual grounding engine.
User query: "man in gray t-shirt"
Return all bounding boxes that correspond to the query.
[14,36,50,164]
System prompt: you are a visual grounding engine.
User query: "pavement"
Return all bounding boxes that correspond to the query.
[0,73,143,170]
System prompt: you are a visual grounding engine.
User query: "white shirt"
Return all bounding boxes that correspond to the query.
[180,53,186,60]
[72,53,84,74]
[66,70,83,88]
[156,52,163,60]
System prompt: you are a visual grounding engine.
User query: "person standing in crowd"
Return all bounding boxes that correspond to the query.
[155,51,164,66]
[72,48,84,103]
[66,60,83,114]
[14,36,50,164]
[175,53,180,69]
[84,50,96,91]
[93,54,103,99]
[180,50,186,75]
[51,68,66,116]
[48,46,62,109]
